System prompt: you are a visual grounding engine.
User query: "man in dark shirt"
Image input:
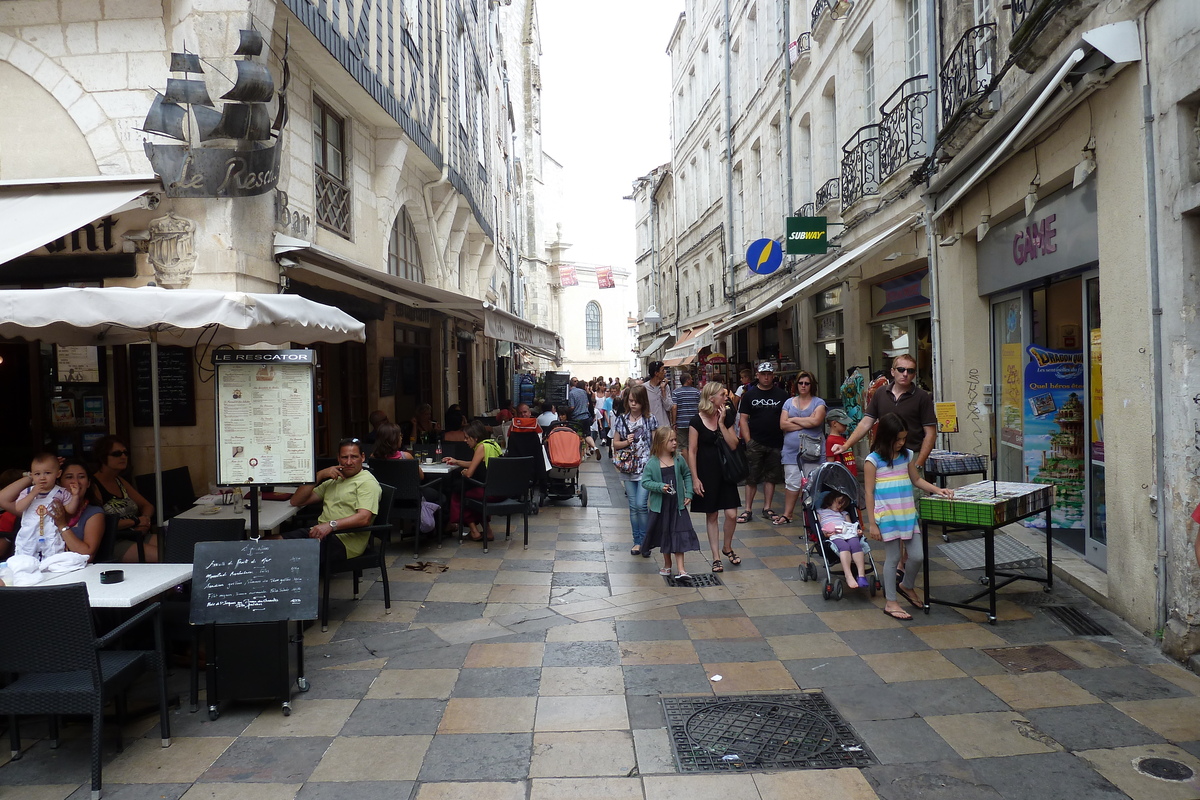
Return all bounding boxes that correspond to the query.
[832,353,937,468]
[738,362,790,522]
[673,372,701,451]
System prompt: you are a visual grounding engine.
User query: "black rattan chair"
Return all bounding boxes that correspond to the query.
[458,456,535,554]
[319,483,395,632]
[368,459,441,557]
[0,583,171,800]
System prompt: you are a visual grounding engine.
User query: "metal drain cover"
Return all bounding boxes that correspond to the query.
[1136,757,1195,781]
[1043,605,1112,636]
[981,645,1084,673]
[662,693,872,772]
[663,573,723,588]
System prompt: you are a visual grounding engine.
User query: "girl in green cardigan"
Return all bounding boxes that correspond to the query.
[641,428,702,581]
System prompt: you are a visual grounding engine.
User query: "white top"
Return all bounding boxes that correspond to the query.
[40,563,193,608]
[15,486,71,558]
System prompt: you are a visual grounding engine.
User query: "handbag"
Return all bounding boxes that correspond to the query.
[799,435,823,462]
[716,436,749,484]
[419,498,439,533]
[614,446,638,475]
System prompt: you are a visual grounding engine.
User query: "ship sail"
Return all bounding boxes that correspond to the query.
[141,93,187,141]
[220,60,274,103]
[234,28,264,57]
[199,103,273,142]
[192,105,224,142]
[169,52,203,73]
[165,78,213,106]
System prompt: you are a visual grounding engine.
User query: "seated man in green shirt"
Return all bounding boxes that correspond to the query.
[285,438,381,560]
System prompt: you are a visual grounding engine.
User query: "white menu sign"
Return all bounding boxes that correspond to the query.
[214,350,315,486]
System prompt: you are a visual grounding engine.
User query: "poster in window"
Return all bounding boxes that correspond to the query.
[1022,345,1085,534]
[56,346,101,383]
[82,396,106,428]
[52,398,76,427]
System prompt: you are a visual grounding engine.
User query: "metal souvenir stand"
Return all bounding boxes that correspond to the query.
[920,481,1055,624]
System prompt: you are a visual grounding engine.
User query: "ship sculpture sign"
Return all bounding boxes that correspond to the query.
[142,29,289,198]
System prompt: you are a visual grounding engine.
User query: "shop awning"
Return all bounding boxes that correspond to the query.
[638,333,671,359]
[663,320,719,362]
[0,175,161,267]
[482,303,561,364]
[711,215,920,338]
[275,234,484,321]
[663,354,698,367]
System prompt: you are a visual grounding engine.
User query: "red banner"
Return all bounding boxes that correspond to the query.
[558,265,578,286]
[596,266,615,289]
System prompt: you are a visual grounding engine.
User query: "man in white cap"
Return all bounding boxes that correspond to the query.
[737,362,789,523]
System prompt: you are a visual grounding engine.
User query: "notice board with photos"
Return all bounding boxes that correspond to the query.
[213,350,315,486]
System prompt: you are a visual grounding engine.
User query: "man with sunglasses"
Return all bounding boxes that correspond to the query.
[831,353,937,469]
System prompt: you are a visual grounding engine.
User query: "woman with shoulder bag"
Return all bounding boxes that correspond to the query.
[777,371,827,526]
[687,381,743,572]
[612,384,658,555]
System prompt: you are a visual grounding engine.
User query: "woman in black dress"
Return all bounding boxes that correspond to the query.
[687,381,742,573]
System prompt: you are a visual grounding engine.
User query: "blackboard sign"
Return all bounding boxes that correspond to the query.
[380,357,399,397]
[131,344,196,427]
[190,538,319,624]
[545,371,570,407]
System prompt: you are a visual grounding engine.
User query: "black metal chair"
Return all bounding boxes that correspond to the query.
[319,484,395,632]
[458,456,535,554]
[368,459,441,557]
[135,466,196,521]
[0,583,171,800]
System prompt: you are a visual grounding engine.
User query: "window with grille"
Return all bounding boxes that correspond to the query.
[585,301,602,350]
[387,207,425,282]
[313,97,351,237]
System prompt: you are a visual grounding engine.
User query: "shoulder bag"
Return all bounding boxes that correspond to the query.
[715,433,749,484]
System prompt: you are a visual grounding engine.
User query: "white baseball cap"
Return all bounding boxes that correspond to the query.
[756,361,775,373]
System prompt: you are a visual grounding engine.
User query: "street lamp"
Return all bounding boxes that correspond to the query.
[643,305,662,326]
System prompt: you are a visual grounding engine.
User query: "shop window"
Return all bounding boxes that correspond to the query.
[314,97,351,237]
[585,301,602,350]
[387,207,425,282]
[814,286,844,404]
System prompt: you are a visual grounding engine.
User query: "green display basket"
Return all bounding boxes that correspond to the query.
[919,481,1056,528]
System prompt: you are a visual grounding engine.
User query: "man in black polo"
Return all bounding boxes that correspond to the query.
[738,362,790,523]
[832,352,937,468]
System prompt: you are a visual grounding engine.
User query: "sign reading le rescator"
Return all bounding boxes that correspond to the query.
[787,216,828,254]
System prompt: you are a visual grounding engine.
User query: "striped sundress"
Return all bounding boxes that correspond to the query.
[865,449,918,541]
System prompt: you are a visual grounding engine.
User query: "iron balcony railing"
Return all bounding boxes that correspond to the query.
[879,76,930,178]
[789,33,812,67]
[841,124,880,208]
[797,202,816,217]
[816,177,840,210]
[1010,0,1033,33]
[811,0,833,31]
[940,24,996,131]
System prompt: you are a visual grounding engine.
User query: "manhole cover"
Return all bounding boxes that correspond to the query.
[981,645,1083,673]
[663,573,723,588]
[662,693,872,772]
[1043,605,1112,636]
[1136,757,1195,781]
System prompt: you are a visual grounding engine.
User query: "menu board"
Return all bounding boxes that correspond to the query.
[214,350,315,486]
[132,345,196,427]
[545,371,570,407]
[189,538,319,624]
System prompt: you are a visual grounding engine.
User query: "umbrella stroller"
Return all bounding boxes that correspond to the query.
[540,424,588,507]
[797,461,882,600]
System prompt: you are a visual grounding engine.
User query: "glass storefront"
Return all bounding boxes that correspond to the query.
[814,286,844,406]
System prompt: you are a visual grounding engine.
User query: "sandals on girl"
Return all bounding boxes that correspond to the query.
[711,560,724,573]
[770,515,792,526]
[735,510,753,524]
[761,509,780,522]
[659,568,672,576]
[722,550,742,566]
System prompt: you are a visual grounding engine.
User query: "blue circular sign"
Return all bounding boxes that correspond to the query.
[746,238,783,275]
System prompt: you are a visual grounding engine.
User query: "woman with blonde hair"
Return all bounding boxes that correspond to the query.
[686,381,742,572]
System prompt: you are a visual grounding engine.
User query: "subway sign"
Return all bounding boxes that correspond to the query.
[786,216,828,254]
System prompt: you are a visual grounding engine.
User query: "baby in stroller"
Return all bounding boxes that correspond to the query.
[818,491,869,589]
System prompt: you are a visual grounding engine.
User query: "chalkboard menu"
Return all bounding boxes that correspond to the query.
[379,357,399,397]
[132,345,196,427]
[545,371,570,407]
[190,538,319,624]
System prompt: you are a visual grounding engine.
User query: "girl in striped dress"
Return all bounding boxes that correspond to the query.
[864,413,954,621]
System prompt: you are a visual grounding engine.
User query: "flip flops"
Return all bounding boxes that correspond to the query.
[882,607,913,621]
[771,515,792,526]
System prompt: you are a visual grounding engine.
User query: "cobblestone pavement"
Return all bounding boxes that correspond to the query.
[4,458,1200,799]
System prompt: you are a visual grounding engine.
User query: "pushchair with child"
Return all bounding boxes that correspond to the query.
[798,461,882,600]
[540,424,588,507]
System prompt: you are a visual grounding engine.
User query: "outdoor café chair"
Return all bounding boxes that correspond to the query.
[0,583,171,800]
[319,483,396,632]
[458,456,535,554]
[368,458,441,557]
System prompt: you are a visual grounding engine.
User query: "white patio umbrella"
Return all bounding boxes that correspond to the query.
[0,286,366,528]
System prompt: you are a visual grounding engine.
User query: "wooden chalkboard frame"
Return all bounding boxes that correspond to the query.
[545,371,570,407]
[189,538,320,624]
[131,344,196,427]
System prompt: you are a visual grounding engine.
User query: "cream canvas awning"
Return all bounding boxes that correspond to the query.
[639,333,672,359]
[482,304,561,363]
[0,175,161,267]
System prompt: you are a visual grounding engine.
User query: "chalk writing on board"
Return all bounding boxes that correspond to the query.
[190,539,318,624]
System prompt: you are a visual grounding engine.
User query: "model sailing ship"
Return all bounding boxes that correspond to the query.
[142,28,288,198]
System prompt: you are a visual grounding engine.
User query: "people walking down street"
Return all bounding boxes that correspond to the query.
[644,361,677,433]
[673,372,701,452]
[612,384,658,555]
[641,428,700,581]
[864,413,953,621]
[687,381,742,573]
[568,378,600,458]
[831,353,937,469]
[777,371,827,526]
[737,362,790,524]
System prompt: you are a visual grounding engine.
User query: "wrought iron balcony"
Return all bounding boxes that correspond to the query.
[811,0,833,31]
[879,76,930,179]
[796,202,816,217]
[816,178,840,210]
[940,24,996,132]
[1009,0,1100,72]
[1010,0,1032,33]
[788,33,812,78]
[841,124,880,209]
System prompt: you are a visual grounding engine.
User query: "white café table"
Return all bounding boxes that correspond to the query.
[39,563,193,608]
[172,499,299,535]
[419,462,463,476]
